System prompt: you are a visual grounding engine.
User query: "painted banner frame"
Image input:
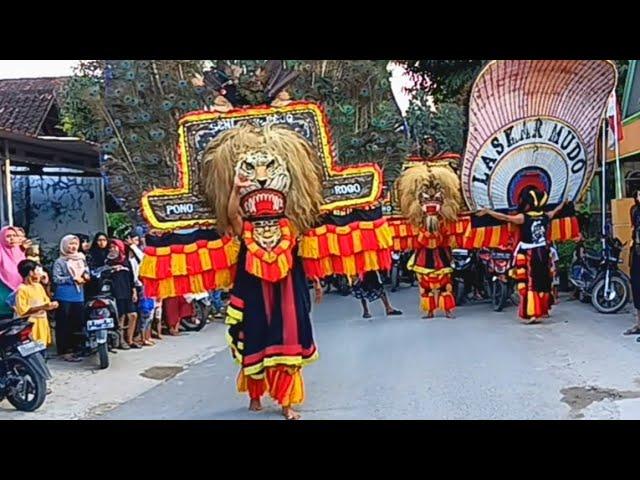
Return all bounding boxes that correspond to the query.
[141,101,384,230]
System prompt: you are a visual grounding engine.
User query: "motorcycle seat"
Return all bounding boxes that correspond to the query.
[0,316,22,331]
[0,318,14,330]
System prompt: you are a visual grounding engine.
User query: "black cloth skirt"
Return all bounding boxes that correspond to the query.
[631,249,640,310]
[352,271,384,302]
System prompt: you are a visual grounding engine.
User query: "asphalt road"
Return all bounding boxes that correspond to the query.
[102,286,640,420]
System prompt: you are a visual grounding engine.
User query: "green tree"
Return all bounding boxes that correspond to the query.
[64,60,210,222]
[395,60,485,159]
[215,60,410,177]
[615,60,630,102]
[291,60,409,179]
[405,92,466,157]
[58,61,105,142]
[400,60,485,106]
[107,212,133,238]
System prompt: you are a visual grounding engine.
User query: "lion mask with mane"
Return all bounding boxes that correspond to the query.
[394,163,462,234]
[201,123,324,235]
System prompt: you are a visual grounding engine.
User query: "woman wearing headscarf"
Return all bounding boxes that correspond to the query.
[107,239,140,349]
[52,235,90,361]
[74,233,91,256]
[13,226,31,253]
[85,232,109,298]
[0,226,26,319]
[88,232,109,270]
[75,235,91,295]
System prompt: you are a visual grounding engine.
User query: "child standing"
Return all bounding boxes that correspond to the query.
[14,260,58,347]
[211,289,226,319]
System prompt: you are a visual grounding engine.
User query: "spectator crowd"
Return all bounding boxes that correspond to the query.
[0,225,226,364]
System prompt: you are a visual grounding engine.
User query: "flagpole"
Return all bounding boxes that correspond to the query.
[613,98,623,198]
[601,120,607,244]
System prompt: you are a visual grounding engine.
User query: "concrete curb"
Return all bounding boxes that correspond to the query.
[0,321,229,420]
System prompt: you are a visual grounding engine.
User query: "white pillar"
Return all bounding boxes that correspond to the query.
[4,141,13,226]
[613,104,623,198]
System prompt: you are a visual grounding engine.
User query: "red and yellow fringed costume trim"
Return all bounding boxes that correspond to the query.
[300,218,393,279]
[388,219,421,251]
[445,217,469,249]
[225,326,319,377]
[237,367,305,407]
[140,236,239,299]
[462,215,580,249]
[389,217,469,251]
[511,251,552,320]
[549,216,580,243]
[419,285,455,314]
[462,222,515,250]
[416,268,455,315]
[389,217,458,315]
[242,219,295,283]
[412,266,453,286]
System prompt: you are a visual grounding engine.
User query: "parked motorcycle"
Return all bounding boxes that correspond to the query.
[181,293,211,332]
[390,251,416,292]
[451,248,491,306]
[323,275,352,296]
[81,265,120,369]
[0,316,51,411]
[569,234,630,314]
[487,249,518,312]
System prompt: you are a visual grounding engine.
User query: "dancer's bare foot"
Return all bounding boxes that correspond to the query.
[422,312,434,319]
[445,310,455,319]
[249,399,263,412]
[522,317,538,325]
[282,406,300,420]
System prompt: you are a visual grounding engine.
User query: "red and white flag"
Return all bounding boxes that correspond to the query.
[607,91,624,150]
